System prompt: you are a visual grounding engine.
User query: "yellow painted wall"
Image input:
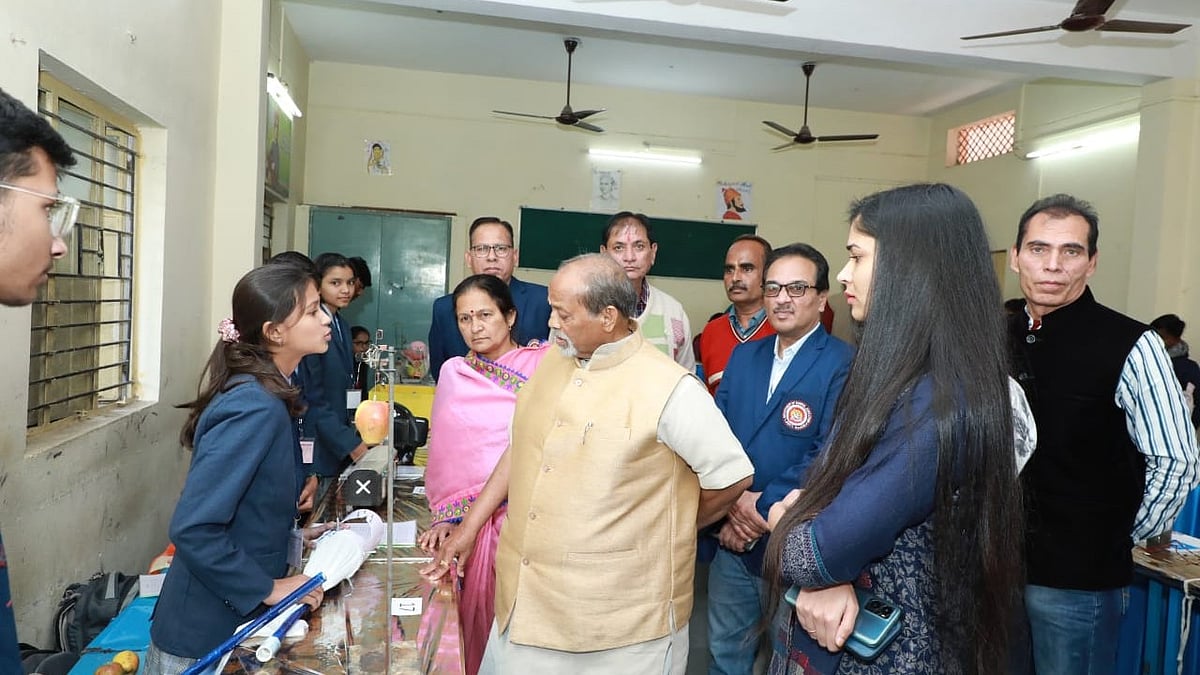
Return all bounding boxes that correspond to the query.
[302,62,931,337]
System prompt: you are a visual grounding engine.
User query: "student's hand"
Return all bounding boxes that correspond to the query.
[420,525,477,581]
[418,522,456,554]
[301,521,338,548]
[768,488,804,531]
[726,490,770,538]
[349,442,369,463]
[297,475,318,512]
[266,574,324,611]
[793,583,857,652]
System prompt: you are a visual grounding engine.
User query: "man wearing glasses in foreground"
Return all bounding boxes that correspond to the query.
[428,217,551,380]
[0,86,78,672]
[706,243,853,674]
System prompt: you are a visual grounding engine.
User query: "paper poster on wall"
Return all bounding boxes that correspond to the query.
[264,96,293,198]
[591,169,621,211]
[717,181,752,221]
[365,140,392,176]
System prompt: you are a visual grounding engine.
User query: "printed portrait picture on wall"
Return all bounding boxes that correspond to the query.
[717,181,752,221]
[591,169,621,211]
[365,140,392,176]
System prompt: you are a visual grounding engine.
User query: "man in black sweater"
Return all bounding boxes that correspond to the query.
[1008,194,1199,675]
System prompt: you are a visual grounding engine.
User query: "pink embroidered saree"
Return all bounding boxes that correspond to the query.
[423,344,548,674]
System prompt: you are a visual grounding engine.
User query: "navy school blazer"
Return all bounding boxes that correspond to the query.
[150,376,300,658]
[297,309,362,477]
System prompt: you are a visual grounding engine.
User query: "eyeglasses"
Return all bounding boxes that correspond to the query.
[0,182,80,239]
[763,281,815,298]
[469,244,513,258]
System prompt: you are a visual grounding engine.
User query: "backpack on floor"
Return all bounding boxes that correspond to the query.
[52,571,139,653]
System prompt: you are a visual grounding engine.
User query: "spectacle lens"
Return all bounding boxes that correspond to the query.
[763,282,812,298]
[48,196,81,239]
[0,183,80,239]
[470,244,512,258]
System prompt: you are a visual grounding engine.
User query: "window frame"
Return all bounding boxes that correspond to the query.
[28,74,140,429]
[949,111,1016,166]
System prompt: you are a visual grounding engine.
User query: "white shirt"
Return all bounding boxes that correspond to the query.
[767,324,820,402]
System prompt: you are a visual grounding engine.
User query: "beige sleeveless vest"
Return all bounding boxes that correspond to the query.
[494,330,699,651]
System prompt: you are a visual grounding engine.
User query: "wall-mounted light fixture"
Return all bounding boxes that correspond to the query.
[589,147,702,165]
[267,73,303,119]
[1023,116,1139,159]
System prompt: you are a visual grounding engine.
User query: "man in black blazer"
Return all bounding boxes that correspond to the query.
[428,217,550,380]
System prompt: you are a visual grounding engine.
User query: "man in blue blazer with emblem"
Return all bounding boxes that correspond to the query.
[707,243,854,675]
[428,216,551,380]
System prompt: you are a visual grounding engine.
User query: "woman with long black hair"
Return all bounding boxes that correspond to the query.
[146,264,330,673]
[763,183,1025,674]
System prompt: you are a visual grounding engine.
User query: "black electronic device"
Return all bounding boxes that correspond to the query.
[340,403,429,506]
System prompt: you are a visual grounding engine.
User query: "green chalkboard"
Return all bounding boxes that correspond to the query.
[517,207,755,280]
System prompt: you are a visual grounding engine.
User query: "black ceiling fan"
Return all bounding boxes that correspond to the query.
[493,37,605,133]
[762,63,879,150]
[961,0,1191,41]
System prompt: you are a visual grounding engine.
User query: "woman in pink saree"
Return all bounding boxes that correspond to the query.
[418,274,549,674]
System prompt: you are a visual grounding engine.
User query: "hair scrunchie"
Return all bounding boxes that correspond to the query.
[217,317,240,343]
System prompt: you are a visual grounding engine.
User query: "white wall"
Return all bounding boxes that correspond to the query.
[302,62,931,335]
[0,0,261,645]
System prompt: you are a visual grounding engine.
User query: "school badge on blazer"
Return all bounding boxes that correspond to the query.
[782,400,813,430]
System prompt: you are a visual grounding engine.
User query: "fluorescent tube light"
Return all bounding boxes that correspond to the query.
[589,148,701,165]
[1025,119,1139,159]
[267,73,303,119]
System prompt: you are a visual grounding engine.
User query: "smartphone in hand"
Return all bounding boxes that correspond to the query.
[784,585,903,661]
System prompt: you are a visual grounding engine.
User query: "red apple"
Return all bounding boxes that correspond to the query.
[354,400,390,445]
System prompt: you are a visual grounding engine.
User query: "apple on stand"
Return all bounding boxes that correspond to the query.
[354,400,390,445]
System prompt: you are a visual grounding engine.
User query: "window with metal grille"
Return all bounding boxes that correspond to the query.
[954,112,1015,165]
[262,198,275,265]
[28,78,138,428]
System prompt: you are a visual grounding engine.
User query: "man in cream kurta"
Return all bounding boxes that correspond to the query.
[600,211,695,371]
[425,253,753,675]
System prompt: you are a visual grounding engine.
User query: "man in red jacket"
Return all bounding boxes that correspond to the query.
[698,235,776,394]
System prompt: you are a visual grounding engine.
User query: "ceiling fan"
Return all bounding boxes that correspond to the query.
[493,37,605,133]
[961,0,1191,41]
[762,63,879,150]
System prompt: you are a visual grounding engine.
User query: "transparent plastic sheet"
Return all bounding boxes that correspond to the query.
[417,576,465,674]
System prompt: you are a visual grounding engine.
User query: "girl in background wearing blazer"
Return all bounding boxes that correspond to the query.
[298,253,370,503]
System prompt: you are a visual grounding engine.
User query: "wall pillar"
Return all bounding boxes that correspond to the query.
[1127,78,1200,322]
[210,0,269,326]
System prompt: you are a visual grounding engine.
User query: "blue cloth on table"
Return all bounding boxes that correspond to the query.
[66,596,156,674]
[1116,486,1200,674]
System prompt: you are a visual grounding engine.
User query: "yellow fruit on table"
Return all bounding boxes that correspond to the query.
[354,399,390,445]
[93,663,124,675]
[113,650,140,673]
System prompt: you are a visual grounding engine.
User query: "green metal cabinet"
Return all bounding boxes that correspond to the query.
[308,207,450,347]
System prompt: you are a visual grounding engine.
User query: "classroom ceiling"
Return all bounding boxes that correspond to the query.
[283,0,1200,116]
